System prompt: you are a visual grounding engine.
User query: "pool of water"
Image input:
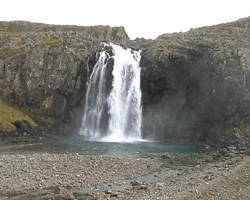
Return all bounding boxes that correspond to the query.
[1,137,206,158]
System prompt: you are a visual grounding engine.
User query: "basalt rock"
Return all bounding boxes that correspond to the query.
[136,17,250,142]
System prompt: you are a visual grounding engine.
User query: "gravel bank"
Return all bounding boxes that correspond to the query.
[117,155,250,200]
[0,153,161,195]
[0,152,249,200]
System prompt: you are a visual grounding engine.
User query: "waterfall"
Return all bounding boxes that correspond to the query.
[79,43,142,142]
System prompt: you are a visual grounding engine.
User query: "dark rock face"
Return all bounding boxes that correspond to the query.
[138,17,250,142]
[1,18,250,144]
[140,51,190,141]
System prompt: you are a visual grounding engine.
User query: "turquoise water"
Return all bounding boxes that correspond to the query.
[4,138,206,158]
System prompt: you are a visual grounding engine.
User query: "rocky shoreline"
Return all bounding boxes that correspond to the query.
[0,145,249,200]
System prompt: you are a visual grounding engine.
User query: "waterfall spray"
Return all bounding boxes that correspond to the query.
[79,43,142,142]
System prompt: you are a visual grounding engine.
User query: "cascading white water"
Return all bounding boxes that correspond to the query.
[79,43,142,142]
[80,49,110,139]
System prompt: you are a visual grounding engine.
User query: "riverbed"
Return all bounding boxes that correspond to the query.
[0,139,249,200]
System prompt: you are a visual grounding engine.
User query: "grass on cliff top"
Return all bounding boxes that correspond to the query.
[0,99,37,132]
[0,29,20,36]
[0,49,29,59]
[40,38,63,47]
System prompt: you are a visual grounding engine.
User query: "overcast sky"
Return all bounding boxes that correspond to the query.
[1,0,250,39]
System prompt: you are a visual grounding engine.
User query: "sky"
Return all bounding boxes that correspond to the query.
[1,0,250,39]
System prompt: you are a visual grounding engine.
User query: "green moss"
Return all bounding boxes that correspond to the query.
[0,99,37,131]
[0,49,7,58]
[0,49,29,58]
[22,109,55,125]
[13,50,29,57]
[40,38,63,47]
[0,29,19,36]
[240,125,250,138]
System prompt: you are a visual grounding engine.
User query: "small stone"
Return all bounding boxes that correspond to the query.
[105,189,112,194]
[138,185,148,190]
[155,182,165,187]
[167,160,174,165]
[59,187,75,200]
[110,192,119,197]
[131,180,142,186]
[161,154,170,159]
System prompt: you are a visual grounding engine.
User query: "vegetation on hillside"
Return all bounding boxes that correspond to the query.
[0,99,37,131]
[40,38,63,47]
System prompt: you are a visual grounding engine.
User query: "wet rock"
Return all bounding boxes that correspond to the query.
[104,189,118,197]
[160,154,170,159]
[110,192,119,197]
[105,189,112,194]
[130,180,142,186]
[134,185,148,190]
[12,120,30,131]
[242,148,250,156]
[59,187,76,199]
[227,145,237,153]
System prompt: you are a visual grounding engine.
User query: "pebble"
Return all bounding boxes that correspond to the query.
[0,153,161,194]
[0,150,244,200]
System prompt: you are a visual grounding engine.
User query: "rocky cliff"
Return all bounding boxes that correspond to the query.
[1,18,250,146]
[135,17,250,144]
[0,21,128,132]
